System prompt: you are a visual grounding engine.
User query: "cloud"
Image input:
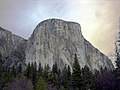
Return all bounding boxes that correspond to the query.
[0,0,120,58]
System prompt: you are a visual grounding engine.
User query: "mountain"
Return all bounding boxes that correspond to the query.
[25,19,114,71]
[0,19,114,71]
[0,26,27,67]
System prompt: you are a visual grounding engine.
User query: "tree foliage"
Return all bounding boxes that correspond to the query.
[70,54,83,89]
[34,76,46,90]
[0,53,117,90]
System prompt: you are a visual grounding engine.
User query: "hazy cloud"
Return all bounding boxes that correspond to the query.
[0,0,120,59]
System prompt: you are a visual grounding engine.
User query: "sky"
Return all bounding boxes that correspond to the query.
[0,0,120,61]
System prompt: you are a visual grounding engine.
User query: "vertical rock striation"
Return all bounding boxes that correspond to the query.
[25,19,114,70]
[0,19,114,70]
[0,26,27,66]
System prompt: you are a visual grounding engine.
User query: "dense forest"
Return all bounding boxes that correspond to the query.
[0,53,120,90]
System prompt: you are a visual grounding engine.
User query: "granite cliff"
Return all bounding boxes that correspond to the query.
[26,19,114,71]
[0,26,27,67]
[0,19,114,70]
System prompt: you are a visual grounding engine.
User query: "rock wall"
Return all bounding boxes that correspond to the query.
[0,19,114,70]
[0,26,26,67]
[25,19,114,70]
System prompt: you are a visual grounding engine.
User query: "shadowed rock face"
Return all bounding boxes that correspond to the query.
[0,19,114,70]
[0,27,26,56]
[25,19,114,71]
[0,27,27,67]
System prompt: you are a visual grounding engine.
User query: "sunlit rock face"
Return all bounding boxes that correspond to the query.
[26,19,114,70]
[0,27,27,66]
[0,19,114,70]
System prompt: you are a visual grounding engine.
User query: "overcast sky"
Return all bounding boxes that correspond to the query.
[0,0,120,59]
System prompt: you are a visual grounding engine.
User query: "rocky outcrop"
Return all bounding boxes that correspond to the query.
[0,19,114,70]
[0,27,27,67]
[25,19,114,71]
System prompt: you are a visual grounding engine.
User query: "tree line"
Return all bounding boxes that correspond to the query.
[0,53,120,90]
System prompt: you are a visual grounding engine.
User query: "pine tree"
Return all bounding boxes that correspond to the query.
[70,54,83,90]
[47,62,59,87]
[11,65,17,77]
[38,62,43,76]
[0,53,3,89]
[52,62,58,74]
[0,53,2,63]
[59,86,66,90]
[67,65,71,80]
[34,76,46,90]
[24,62,31,78]
[61,65,68,87]
[97,68,114,90]
[18,63,22,74]
[0,54,12,89]
[0,53,3,72]
[2,68,12,87]
[60,65,71,89]
[82,65,93,90]
[52,62,59,86]
[44,64,50,79]
[32,61,37,84]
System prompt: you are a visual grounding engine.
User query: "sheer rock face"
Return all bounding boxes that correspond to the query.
[26,19,114,70]
[0,19,114,70]
[0,27,27,66]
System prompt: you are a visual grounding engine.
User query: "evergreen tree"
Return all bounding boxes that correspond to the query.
[52,62,59,86]
[24,62,31,78]
[61,65,67,87]
[59,86,66,90]
[0,53,2,71]
[0,54,12,89]
[44,64,50,79]
[60,65,71,89]
[34,76,46,90]
[38,62,43,76]
[0,53,3,89]
[0,53,2,63]
[48,62,59,87]
[11,65,17,77]
[67,65,71,80]
[0,53,3,72]
[1,68,12,88]
[97,68,114,90]
[18,63,22,74]
[70,54,83,90]
[32,61,37,84]
[52,62,58,74]
[82,65,94,90]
